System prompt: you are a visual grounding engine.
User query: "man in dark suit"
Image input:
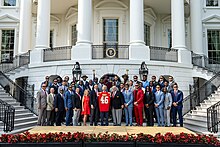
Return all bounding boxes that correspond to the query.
[144,86,155,126]
[90,84,99,126]
[54,87,65,126]
[49,79,59,94]
[81,75,89,89]
[78,80,85,97]
[64,85,74,126]
[170,83,183,127]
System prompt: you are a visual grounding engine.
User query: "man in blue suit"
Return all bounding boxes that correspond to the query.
[154,85,165,126]
[64,85,74,126]
[122,84,133,126]
[170,83,183,127]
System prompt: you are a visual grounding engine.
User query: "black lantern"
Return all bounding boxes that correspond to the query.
[139,61,148,81]
[72,62,82,82]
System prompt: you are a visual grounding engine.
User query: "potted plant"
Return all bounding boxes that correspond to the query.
[136,132,219,147]
[83,132,135,147]
[0,132,83,147]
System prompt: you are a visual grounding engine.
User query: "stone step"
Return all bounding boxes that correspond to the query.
[15,109,30,114]
[191,110,207,115]
[0,98,16,103]
[13,105,25,110]
[13,116,38,124]
[6,126,35,135]
[184,123,207,134]
[0,93,11,97]
[6,102,21,106]
[14,120,37,130]
[14,113,36,119]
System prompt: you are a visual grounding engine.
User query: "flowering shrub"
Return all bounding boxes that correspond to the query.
[84,132,135,142]
[0,132,85,143]
[136,132,220,146]
[0,131,219,146]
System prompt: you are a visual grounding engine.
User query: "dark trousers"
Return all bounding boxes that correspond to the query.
[90,107,99,126]
[145,106,154,126]
[172,107,183,127]
[56,110,65,126]
[66,108,73,126]
[100,112,109,126]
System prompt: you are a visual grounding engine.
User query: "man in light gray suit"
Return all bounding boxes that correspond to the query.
[37,84,48,126]
[163,87,172,127]
[154,85,165,127]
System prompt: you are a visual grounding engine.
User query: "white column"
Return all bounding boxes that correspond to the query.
[171,0,191,65]
[35,0,50,49]
[171,0,186,49]
[72,0,92,60]
[18,0,32,54]
[129,0,149,61]
[190,0,204,55]
[77,0,92,44]
[130,0,144,45]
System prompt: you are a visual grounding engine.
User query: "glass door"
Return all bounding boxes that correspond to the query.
[103,19,119,58]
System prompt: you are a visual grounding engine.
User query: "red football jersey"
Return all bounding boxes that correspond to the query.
[98,91,111,112]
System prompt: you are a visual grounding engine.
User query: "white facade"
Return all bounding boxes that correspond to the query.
[0,0,220,96]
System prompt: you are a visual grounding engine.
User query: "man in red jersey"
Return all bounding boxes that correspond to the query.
[133,83,144,126]
[98,85,111,126]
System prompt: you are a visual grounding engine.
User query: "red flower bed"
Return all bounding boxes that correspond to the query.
[0,131,219,146]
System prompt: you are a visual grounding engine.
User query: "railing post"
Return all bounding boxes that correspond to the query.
[189,84,193,110]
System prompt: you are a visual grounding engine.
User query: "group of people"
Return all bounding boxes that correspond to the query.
[37,74,183,127]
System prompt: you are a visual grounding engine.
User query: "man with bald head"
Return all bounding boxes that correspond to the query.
[111,86,124,126]
[98,85,111,126]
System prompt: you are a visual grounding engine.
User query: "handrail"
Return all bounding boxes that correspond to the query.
[0,99,15,132]
[183,72,220,116]
[0,51,30,73]
[207,101,220,133]
[0,71,37,115]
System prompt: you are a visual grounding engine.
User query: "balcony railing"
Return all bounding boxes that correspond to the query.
[43,46,72,62]
[0,51,30,73]
[149,46,178,62]
[92,45,129,59]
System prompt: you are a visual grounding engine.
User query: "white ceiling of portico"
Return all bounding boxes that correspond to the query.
[51,0,77,14]
[144,0,171,14]
[32,0,189,15]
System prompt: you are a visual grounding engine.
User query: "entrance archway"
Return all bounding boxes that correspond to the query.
[100,73,121,83]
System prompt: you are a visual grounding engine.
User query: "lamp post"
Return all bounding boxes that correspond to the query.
[72,62,82,82]
[126,69,129,75]
[139,61,148,81]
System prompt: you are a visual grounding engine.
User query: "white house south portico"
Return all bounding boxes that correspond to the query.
[3,0,220,98]
[14,0,196,95]
[27,0,191,65]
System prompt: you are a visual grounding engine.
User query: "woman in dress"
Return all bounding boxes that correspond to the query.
[81,90,90,126]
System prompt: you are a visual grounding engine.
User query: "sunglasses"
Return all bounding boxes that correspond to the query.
[42,86,46,87]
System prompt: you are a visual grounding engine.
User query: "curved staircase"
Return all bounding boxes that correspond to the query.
[183,53,220,137]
